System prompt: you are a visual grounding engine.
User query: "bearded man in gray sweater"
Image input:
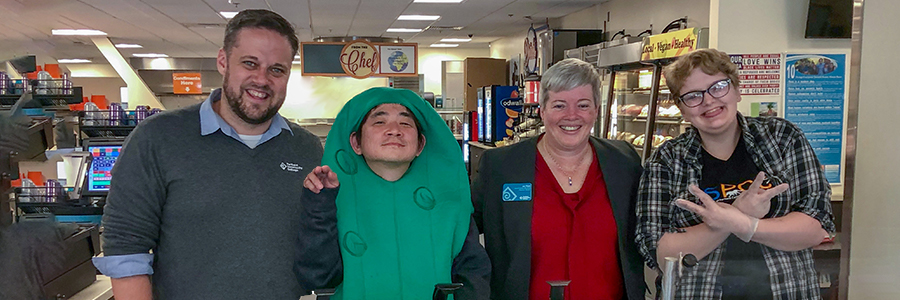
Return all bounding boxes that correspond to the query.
[92,9,340,300]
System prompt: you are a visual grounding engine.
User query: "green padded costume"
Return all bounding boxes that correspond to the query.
[323,87,472,300]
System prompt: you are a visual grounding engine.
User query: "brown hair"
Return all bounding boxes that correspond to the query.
[224,9,299,57]
[663,49,740,97]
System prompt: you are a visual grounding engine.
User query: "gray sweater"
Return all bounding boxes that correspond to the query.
[100,104,340,299]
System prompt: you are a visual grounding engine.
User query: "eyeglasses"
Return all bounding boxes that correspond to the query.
[678,78,732,108]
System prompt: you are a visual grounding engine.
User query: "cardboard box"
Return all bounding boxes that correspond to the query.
[463,58,507,112]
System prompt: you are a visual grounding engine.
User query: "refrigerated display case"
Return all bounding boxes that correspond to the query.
[598,28,708,161]
[604,67,688,160]
[480,85,521,145]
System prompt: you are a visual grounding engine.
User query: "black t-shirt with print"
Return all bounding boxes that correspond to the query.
[700,138,773,299]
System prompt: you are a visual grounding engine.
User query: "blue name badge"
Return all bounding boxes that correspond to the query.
[502,183,533,201]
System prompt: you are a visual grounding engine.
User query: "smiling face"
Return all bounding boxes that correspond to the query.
[539,84,599,151]
[350,103,425,166]
[216,27,293,125]
[677,67,742,138]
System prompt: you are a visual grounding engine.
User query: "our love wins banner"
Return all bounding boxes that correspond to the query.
[300,40,418,78]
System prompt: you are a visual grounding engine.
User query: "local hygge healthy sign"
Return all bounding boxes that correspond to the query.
[641,28,700,60]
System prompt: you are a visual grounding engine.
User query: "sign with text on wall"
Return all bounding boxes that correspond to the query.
[729,53,782,96]
[340,40,380,79]
[379,45,417,75]
[173,73,202,94]
[300,40,418,78]
[784,53,848,184]
[641,28,700,60]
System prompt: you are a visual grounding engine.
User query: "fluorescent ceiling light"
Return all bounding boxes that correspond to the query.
[398,15,441,21]
[440,38,471,42]
[413,0,464,3]
[386,28,424,33]
[57,59,92,64]
[220,11,239,19]
[51,29,107,36]
[133,53,169,58]
[293,61,302,65]
[430,43,459,48]
[115,43,143,49]
[295,55,301,59]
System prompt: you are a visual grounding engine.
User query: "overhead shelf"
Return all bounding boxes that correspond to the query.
[79,125,138,138]
[0,81,83,109]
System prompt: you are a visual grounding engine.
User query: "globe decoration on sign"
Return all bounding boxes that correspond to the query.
[388,51,409,72]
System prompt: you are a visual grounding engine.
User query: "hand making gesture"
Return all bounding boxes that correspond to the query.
[304,165,340,193]
[674,182,786,242]
[731,172,790,218]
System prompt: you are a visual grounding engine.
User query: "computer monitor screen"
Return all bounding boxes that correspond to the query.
[86,145,122,192]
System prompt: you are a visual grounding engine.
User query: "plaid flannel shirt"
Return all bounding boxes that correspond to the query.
[635,114,835,300]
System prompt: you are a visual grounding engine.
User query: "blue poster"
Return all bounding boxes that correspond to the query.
[784,54,846,184]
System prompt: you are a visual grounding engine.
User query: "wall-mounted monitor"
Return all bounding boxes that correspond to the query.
[805,0,853,39]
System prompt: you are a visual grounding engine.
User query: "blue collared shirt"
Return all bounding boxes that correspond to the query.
[200,88,293,146]
[92,88,293,278]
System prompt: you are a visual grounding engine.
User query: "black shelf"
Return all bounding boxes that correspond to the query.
[13,187,69,204]
[0,87,83,107]
[79,125,137,138]
[15,201,74,207]
[77,110,147,138]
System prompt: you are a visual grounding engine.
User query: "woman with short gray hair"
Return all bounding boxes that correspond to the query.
[472,58,646,300]
[540,58,602,107]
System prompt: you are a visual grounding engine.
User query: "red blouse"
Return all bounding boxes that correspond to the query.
[530,148,624,300]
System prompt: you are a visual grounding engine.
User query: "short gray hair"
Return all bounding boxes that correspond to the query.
[540,58,601,107]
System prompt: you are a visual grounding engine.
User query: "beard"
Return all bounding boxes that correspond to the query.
[222,69,282,125]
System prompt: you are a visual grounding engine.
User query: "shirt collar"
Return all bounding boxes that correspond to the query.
[199,88,293,145]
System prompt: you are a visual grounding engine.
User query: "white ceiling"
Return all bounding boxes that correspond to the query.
[0,0,608,64]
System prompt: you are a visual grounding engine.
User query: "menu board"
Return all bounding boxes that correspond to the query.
[784,53,847,184]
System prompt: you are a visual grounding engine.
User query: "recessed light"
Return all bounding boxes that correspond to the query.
[52,29,107,36]
[440,38,471,42]
[430,43,459,48]
[57,59,92,64]
[133,53,169,58]
[398,15,441,21]
[413,0,464,3]
[220,11,239,19]
[115,44,143,49]
[387,28,424,33]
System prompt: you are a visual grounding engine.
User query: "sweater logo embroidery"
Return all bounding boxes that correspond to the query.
[280,162,303,172]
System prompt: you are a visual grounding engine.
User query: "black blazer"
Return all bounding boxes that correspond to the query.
[471,136,645,300]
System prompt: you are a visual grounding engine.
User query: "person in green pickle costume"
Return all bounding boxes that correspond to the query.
[302,87,490,299]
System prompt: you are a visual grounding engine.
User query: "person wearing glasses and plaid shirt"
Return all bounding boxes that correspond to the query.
[635,49,835,300]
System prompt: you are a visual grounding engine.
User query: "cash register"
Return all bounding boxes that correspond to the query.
[2,54,103,299]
